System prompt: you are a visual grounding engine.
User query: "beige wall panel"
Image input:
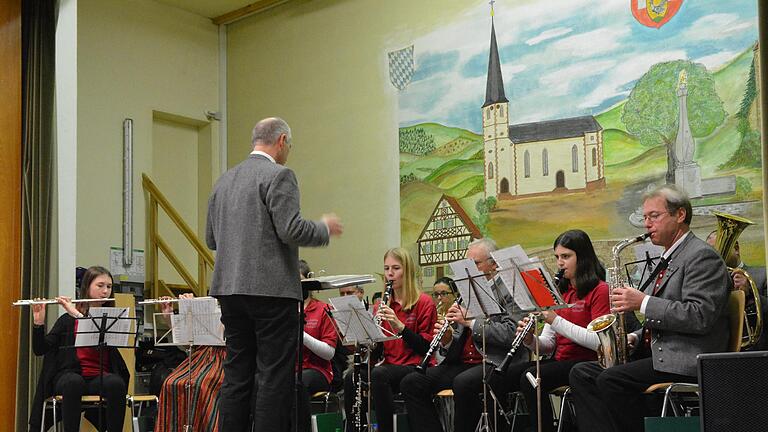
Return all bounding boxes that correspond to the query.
[76,0,219,269]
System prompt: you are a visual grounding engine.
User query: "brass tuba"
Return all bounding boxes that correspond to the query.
[587,233,650,368]
[712,211,763,350]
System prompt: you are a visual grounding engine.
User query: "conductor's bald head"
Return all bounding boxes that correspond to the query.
[251,117,292,165]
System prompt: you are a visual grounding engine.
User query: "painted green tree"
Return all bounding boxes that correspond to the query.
[622,60,726,183]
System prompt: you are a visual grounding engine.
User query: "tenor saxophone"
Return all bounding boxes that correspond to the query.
[587,233,649,368]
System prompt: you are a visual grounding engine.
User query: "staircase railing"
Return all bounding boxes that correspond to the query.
[142,173,214,299]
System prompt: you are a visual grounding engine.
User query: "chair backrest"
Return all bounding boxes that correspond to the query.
[727,290,745,352]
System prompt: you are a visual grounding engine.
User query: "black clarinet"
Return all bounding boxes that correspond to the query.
[416,296,462,372]
[494,268,565,374]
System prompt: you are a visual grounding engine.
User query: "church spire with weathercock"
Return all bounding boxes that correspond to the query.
[483,14,508,108]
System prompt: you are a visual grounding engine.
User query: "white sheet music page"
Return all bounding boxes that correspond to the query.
[449,258,502,318]
[75,307,132,347]
[328,295,385,344]
[173,297,224,346]
[491,245,538,311]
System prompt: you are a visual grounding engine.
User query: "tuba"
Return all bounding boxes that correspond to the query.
[587,233,650,368]
[712,211,763,350]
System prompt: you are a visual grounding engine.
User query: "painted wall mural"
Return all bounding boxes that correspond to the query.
[391,0,763,283]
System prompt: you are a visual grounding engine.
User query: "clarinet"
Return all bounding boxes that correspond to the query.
[351,344,368,432]
[494,312,537,374]
[494,268,565,374]
[416,296,462,372]
[374,280,394,328]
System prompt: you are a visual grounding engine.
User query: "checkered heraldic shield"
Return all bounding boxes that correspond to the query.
[388,45,414,91]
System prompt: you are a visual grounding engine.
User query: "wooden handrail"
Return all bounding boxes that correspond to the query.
[142,174,214,266]
[143,173,215,299]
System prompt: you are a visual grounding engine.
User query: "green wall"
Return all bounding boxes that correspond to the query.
[226,0,483,294]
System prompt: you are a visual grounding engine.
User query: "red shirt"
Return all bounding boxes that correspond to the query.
[301,299,337,384]
[377,292,437,366]
[74,320,110,377]
[554,280,610,362]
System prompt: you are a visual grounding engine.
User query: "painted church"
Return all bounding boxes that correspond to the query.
[482,22,606,200]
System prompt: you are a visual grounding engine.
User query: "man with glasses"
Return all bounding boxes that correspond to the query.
[569,185,731,432]
[400,238,527,432]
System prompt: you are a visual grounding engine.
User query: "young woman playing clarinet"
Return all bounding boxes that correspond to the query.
[29,266,129,432]
[342,248,437,432]
[489,229,609,432]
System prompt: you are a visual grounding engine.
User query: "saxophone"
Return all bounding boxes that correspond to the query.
[587,233,650,368]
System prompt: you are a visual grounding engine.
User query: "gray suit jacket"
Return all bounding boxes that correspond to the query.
[206,154,329,301]
[638,233,731,377]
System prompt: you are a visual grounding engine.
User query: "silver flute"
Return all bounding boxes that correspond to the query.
[13,298,115,306]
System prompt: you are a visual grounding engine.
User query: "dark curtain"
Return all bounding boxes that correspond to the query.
[18,0,55,430]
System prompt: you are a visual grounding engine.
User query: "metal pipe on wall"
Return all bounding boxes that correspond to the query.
[123,118,133,266]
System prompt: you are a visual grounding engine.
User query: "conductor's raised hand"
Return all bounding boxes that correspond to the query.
[517,316,534,345]
[32,299,46,326]
[322,213,344,237]
[611,286,645,313]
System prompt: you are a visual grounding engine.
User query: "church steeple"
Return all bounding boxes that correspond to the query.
[483,21,508,108]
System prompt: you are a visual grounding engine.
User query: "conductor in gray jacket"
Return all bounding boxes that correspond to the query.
[569,185,730,432]
[206,117,343,432]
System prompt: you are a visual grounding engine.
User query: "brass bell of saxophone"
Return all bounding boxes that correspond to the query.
[587,233,650,368]
[712,211,763,350]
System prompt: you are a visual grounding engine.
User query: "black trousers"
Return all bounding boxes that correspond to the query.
[297,368,330,432]
[217,295,298,432]
[343,363,416,432]
[569,359,696,432]
[487,359,581,432]
[54,372,126,432]
[400,362,476,432]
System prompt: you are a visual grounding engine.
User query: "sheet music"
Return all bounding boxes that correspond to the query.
[171,297,224,346]
[492,246,538,311]
[449,259,503,318]
[517,260,566,308]
[328,295,387,344]
[75,307,132,347]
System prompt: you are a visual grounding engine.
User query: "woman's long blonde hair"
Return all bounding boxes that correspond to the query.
[383,248,421,311]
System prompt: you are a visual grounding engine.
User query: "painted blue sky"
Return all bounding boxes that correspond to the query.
[396,0,759,132]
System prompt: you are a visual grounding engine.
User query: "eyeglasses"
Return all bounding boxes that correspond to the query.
[473,257,494,266]
[642,211,672,223]
[432,292,451,298]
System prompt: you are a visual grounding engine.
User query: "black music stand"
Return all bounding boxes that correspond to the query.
[326,294,397,432]
[152,297,223,432]
[300,275,375,432]
[72,306,138,431]
[505,262,568,432]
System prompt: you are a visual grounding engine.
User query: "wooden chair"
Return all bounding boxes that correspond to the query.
[644,290,745,417]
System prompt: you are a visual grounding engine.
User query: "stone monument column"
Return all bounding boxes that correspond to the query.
[674,70,703,198]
